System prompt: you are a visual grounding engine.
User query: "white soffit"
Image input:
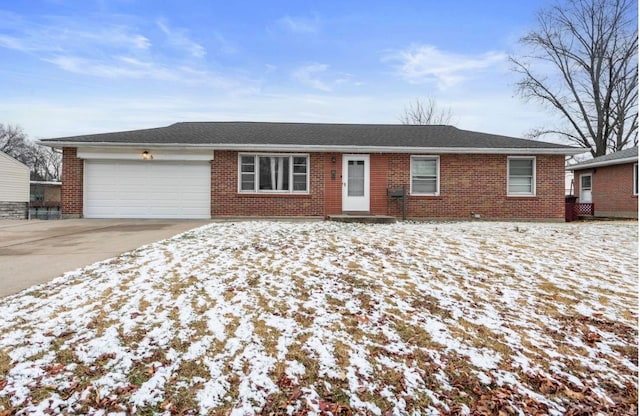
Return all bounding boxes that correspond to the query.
[77,147,214,161]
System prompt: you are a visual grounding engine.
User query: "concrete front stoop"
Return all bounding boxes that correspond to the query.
[327,214,396,224]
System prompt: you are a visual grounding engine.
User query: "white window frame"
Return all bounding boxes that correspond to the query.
[580,173,592,192]
[634,163,638,196]
[507,156,536,196]
[237,153,310,194]
[410,155,440,196]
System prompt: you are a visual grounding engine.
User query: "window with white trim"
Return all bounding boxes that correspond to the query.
[411,156,439,195]
[508,157,536,196]
[634,163,638,195]
[580,174,592,191]
[239,154,309,193]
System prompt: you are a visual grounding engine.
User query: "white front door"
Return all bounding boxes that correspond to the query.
[580,173,592,203]
[342,154,370,212]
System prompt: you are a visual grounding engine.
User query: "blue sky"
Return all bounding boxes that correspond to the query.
[0,0,561,140]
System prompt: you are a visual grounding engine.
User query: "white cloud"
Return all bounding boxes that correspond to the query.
[43,55,175,80]
[0,23,149,53]
[125,33,151,50]
[291,63,354,92]
[292,63,332,91]
[156,18,206,58]
[276,15,320,34]
[0,34,32,52]
[42,54,257,92]
[74,27,152,50]
[0,12,256,93]
[385,44,507,89]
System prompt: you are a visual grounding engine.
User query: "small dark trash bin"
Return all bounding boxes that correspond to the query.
[565,195,578,222]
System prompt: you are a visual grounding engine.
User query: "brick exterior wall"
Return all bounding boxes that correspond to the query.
[211,151,326,217]
[61,148,566,220]
[210,151,564,220]
[573,163,638,218]
[324,153,342,215]
[370,153,389,215]
[61,147,83,218]
[384,154,565,220]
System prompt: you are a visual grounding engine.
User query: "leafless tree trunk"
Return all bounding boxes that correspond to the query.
[399,98,454,125]
[511,0,637,157]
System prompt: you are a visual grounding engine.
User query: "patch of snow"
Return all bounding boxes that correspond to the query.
[0,220,635,414]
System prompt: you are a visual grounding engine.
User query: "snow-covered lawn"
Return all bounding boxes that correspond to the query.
[0,221,637,415]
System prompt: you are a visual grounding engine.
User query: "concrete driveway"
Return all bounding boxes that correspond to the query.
[0,219,209,297]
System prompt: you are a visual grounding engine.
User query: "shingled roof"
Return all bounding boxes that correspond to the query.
[567,147,638,170]
[40,122,583,154]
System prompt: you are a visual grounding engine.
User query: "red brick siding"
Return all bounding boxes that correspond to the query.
[573,163,638,218]
[211,152,564,219]
[61,147,83,217]
[387,154,565,220]
[370,153,389,215]
[324,153,342,215]
[60,147,566,220]
[211,151,325,216]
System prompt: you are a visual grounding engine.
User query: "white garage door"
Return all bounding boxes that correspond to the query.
[84,160,211,219]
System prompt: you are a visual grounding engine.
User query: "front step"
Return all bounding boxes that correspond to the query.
[327,215,397,224]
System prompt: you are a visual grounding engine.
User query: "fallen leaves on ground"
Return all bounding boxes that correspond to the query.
[0,220,636,415]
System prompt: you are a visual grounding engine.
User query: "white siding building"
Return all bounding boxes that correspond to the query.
[0,151,29,218]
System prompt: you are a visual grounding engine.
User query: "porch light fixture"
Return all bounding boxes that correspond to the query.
[142,150,153,160]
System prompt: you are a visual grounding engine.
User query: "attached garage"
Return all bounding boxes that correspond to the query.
[83,160,211,219]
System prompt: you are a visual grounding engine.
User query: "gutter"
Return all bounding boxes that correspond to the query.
[37,140,586,156]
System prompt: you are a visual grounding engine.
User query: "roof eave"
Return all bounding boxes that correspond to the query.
[214,143,584,155]
[37,141,218,150]
[567,156,638,170]
[38,141,584,155]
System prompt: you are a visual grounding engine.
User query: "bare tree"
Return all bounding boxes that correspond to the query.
[31,147,61,181]
[399,98,454,125]
[0,124,31,161]
[511,0,638,157]
[0,123,61,181]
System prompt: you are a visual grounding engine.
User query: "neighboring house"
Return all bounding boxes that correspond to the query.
[0,151,30,219]
[567,147,638,218]
[39,122,583,221]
